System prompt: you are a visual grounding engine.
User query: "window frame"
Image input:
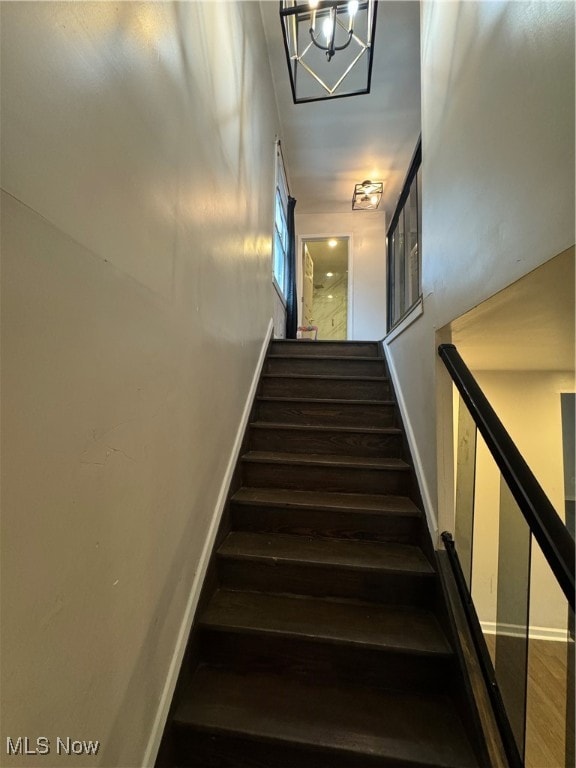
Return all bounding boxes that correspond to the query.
[386,139,422,332]
[273,143,290,303]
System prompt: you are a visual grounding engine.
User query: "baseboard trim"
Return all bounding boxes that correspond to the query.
[481,621,569,643]
[142,318,274,768]
[382,342,438,541]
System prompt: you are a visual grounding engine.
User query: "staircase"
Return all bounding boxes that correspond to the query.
[164,340,484,768]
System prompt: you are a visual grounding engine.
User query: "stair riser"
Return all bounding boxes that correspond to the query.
[199,630,451,694]
[230,505,422,544]
[260,377,390,400]
[270,341,379,358]
[249,427,402,458]
[173,728,428,768]
[218,558,436,606]
[256,400,396,427]
[265,358,386,376]
[242,462,410,495]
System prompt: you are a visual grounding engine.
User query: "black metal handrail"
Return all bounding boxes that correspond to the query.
[439,343,575,609]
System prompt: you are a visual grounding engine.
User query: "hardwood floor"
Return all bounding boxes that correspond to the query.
[484,633,574,767]
[526,637,574,768]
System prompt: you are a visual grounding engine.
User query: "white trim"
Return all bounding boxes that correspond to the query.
[481,621,569,643]
[384,297,423,344]
[348,234,355,339]
[382,342,438,540]
[297,233,354,340]
[142,319,274,768]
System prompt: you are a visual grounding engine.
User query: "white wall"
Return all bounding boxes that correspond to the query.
[1,3,279,766]
[296,211,387,340]
[386,0,575,539]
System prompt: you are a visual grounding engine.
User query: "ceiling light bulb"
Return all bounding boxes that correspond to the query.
[309,0,319,7]
[370,195,378,205]
[328,239,337,247]
[328,295,334,299]
[326,272,334,277]
[348,0,359,17]
[322,16,332,43]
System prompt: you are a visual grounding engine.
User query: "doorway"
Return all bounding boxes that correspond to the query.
[301,237,350,340]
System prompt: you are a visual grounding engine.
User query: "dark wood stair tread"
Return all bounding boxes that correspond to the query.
[174,666,479,768]
[267,354,384,362]
[232,486,420,516]
[218,532,434,574]
[242,451,410,470]
[262,373,388,381]
[258,396,395,405]
[201,589,451,656]
[250,422,401,435]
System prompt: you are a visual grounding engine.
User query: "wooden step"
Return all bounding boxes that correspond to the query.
[241,451,411,494]
[256,397,397,427]
[217,531,435,605]
[198,590,453,692]
[264,355,386,376]
[231,487,421,543]
[173,666,480,768]
[260,373,391,400]
[201,589,451,655]
[270,340,380,357]
[248,422,402,458]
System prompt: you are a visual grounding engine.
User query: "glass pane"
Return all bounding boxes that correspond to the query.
[525,540,575,768]
[393,228,401,326]
[454,394,477,589]
[274,232,286,294]
[412,170,422,299]
[389,234,396,327]
[494,480,531,759]
[471,431,501,668]
[397,207,405,317]
[407,176,419,308]
[275,190,283,228]
[386,145,421,330]
[279,212,288,249]
[567,606,575,768]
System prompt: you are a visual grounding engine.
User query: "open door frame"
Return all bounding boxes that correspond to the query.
[296,232,354,340]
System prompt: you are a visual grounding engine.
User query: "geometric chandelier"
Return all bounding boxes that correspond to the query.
[280,1,378,104]
[352,179,383,210]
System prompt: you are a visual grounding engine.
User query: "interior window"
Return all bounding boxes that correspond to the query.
[273,145,289,299]
[387,140,422,331]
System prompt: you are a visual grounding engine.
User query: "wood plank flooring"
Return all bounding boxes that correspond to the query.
[484,633,574,767]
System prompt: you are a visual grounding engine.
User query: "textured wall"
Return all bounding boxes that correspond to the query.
[1,3,279,765]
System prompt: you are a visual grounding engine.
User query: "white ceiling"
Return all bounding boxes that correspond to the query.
[259,0,421,218]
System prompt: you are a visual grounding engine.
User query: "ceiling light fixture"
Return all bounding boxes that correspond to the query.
[280,1,378,104]
[326,271,334,276]
[328,239,338,247]
[352,179,383,210]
